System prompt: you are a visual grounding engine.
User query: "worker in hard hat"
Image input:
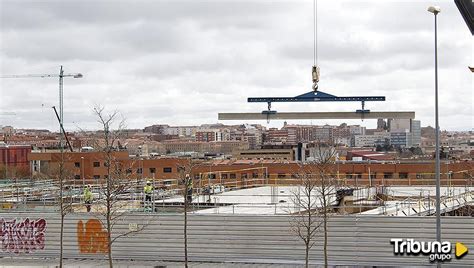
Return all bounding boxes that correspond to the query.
[83,185,93,212]
[144,180,153,204]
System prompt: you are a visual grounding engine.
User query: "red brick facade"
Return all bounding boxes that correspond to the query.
[27,152,473,187]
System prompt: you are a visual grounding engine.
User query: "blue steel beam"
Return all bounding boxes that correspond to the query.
[247,91,385,103]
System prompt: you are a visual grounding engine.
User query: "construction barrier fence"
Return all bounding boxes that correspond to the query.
[0,212,472,266]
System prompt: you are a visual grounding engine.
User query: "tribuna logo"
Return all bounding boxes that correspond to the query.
[391,239,452,262]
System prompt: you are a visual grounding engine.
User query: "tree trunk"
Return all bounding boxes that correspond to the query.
[306,186,311,268]
[59,153,64,268]
[59,210,64,267]
[184,189,188,268]
[305,242,309,268]
[107,199,113,268]
[323,187,328,268]
[106,174,113,268]
[324,212,328,268]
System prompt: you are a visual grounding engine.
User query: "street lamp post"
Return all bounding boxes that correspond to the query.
[427,5,441,247]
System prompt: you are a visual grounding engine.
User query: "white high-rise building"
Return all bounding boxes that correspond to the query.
[411,120,421,146]
[389,119,411,132]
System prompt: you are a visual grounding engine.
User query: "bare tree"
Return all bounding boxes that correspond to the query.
[91,106,147,268]
[177,159,199,268]
[41,137,74,268]
[57,153,74,268]
[289,142,339,268]
[289,163,323,268]
[313,144,339,268]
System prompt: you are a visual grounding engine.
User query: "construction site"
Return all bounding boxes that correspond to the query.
[1,0,473,267]
[0,176,473,266]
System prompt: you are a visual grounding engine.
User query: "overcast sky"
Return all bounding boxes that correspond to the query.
[0,0,472,131]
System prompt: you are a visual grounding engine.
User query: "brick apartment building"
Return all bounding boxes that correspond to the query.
[0,144,31,178]
[195,131,218,142]
[193,160,473,187]
[27,151,473,187]
[162,140,249,154]
[28,151,189,183]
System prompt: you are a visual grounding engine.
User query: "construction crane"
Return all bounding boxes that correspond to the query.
[243,0,385,117]
[311,0,320,91]
[217,1,415,123]
[52,106,73,152]
[1,73,83,79]
[1,66,83,150]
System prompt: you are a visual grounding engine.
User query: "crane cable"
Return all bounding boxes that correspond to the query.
[311,0,320,91]
[313,0,317,66]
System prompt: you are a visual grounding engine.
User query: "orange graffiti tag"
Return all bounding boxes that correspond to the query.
[77,219,109,254]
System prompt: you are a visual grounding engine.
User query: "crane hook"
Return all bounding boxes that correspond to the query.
[312,65,320,92]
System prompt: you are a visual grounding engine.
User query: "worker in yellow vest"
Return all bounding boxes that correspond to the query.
[144,181,153,207]
[83,185,93,212]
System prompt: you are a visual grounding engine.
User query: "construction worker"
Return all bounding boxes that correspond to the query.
[83,185,93,212]
[144,180,153,207]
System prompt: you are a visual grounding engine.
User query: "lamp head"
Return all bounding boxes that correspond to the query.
[73,73,83,78]
[427,6,441,15]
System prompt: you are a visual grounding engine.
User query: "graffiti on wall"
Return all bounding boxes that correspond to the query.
[0,218,47,254]
[77,219,109,253]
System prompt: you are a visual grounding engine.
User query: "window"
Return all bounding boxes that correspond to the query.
[277,173,286,178]
[74,162,80,168]
[346,174,353,179]
[74,175,80,180]
[93,175,100,180]
[163,167,172,173]
[355,173,362,179]
[229,173,236,179]
[399,173,408,179]
[369,173,377,180]
[126,168,132,174]
[104,175,109,179]
[384,172,393,179]
[149,168,156,174]
[416,173,424,179]
[137,168,143,174]
[208,173,216,180]
[221,174,228,180]
[241,173,248,179]
[93,161,100,167]
[252,173,259,179]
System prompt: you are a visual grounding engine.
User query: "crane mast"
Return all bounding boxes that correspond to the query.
[0,66,83,151]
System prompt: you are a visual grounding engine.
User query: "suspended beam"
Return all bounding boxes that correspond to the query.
[218,111,415,120]
[248,91,385,103]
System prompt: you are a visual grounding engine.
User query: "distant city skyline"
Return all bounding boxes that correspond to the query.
[2,119,471,134]
[1,1,472,131]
